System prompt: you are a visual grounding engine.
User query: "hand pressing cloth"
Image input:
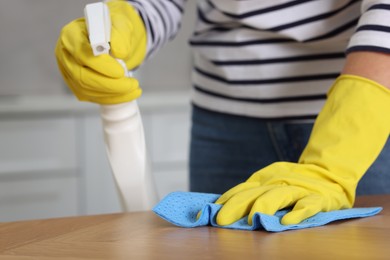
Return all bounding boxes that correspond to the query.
[153,191,382,232]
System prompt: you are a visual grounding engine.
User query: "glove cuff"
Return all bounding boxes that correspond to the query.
[329,74,390,97]
[299,74,390,203]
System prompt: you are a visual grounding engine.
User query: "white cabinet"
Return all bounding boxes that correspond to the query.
[0,116,80,222]
[0,93,191,222]
[149,111,190,164]
[0,175,79,221]
[0,117,78,173]
[146,109,190,199]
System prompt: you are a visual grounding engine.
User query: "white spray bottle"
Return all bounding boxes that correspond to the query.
[84,2,158,211]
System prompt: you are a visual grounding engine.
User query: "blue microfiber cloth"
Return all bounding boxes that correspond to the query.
[153,191,382,232]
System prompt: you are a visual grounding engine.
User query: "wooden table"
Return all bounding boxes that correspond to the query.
[0,195,389,259]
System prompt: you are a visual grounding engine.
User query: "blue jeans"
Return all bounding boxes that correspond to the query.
[189,105,390,195]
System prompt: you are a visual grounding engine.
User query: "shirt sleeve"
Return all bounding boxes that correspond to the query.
[127,0,188,58]
[347,0,390,53]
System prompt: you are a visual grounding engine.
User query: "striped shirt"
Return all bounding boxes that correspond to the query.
[128,0,390,119]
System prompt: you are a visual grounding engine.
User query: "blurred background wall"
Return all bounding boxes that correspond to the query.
[0,0,195,96]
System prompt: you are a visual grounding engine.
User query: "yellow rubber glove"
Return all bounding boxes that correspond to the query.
[215,75,390,226]
[55,0,147,104]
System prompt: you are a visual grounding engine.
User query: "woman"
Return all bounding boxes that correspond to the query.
[55,0,390,225]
